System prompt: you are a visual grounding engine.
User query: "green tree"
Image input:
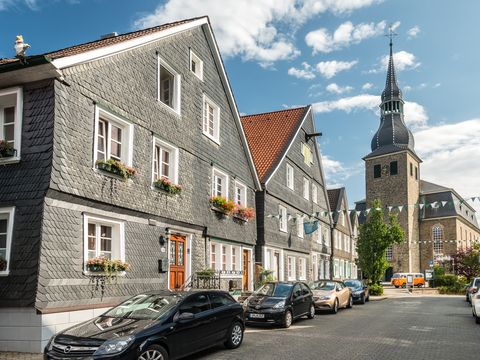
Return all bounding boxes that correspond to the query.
[452,243,480,281]
[356,199,405,284]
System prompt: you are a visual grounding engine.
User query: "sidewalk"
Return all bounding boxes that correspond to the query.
[0,353,42,360]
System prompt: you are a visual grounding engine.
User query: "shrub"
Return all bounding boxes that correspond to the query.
[196,268,216,277]
[368,283,384,296]
[434,274,457,287]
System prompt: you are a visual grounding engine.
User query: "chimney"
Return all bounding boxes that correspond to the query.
[100,32,118,40]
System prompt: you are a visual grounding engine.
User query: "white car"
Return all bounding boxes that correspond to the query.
[472,291,480,324]
[468,278,480,304]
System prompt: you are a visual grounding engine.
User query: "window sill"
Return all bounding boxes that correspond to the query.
[0,157,20,165]
[233,214,249,223]
[94,167,133,183]
[157,100,181,117]
[211,205,230,216]
[0,271,10,277]
[203,132,220,146]
[83,270,126,277]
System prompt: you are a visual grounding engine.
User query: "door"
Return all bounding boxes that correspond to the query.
[169,235,186,290]
[273,252,280,280]
[243,249,250,291]
[292,283,309,316]
[312,254,318,281]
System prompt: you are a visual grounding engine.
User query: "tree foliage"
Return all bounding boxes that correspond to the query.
[356,199,405,284]
[452,243,480,280]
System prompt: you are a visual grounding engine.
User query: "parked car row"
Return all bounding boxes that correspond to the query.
[44,279,370,360]
[465,277,480,324]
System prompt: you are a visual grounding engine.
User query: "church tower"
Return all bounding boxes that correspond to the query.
[364,36,421,273]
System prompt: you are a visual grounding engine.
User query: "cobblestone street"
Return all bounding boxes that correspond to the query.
[2,294,478,360]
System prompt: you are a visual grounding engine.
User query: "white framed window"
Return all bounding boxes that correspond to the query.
[303,178,309,200]
[203,94,220,144]
[386,245,393,261]
[433,225,444,255]
[279,205,287,232]
[210,241,242,274]
[157,56,181,114]
[302,143,313,166]
[265,247,283,281]
[323,227,329,247]
[297,215,304,239]
[231,247,237,271]
[0,207,15,275]
[298,257,307,280]
[93,106,133,166]
[83,215,125,270]
[286,163,294,190]
[334,259,339,278]
[210,243,216,269]
[189,49,204,81]
[152,137,179,184]
[345,261,350,278]
[234,181,247,206]
[312,254,318,281]
[312,184,318,204]
[316,224,322,244]
[340,259,344,278]
[221,245,227,271]
[0,87,23,161]
[287,256,296,280]
[325,259,330,279]
[212,167,229,198]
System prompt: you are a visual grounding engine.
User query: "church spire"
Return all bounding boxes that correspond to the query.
[365,30,418,159]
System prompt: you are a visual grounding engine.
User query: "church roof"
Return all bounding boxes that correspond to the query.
[365,40,417,160]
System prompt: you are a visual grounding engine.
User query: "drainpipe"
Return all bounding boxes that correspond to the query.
[203,227,208,270]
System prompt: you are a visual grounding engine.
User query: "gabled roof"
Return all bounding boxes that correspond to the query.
[420,180,451,194]
[0,17,203,66]
[327,188,342,213]
[241,106,310,184]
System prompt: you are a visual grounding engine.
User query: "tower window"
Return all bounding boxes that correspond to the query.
[374,164,381,178]
[415,166,418,180]
[410,162,413,176]
[390,161,398,175]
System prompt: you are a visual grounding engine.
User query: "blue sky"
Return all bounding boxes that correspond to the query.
[1,0,479,214]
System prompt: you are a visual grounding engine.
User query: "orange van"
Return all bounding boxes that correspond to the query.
[391,273,425,288]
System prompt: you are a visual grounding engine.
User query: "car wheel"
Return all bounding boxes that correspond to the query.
[283,310,293,328]
[476,314,480,324]
[331,299,339,314]
[466,294,469,302]
[394,285,399,288]
[138,345,168,360]
[224,321,244,349]
[347,296,353,309]
[307,304,315,319]
[366,294,370,302]
[360,294,366,305]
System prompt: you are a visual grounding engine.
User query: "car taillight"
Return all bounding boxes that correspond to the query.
[472,288,478,293]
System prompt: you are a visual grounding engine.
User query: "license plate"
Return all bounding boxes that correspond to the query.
[249,313,265,318]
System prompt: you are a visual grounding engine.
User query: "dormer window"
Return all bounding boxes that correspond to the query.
[0,87,22,162]
[157,57,181,114]
[190,50,203,81]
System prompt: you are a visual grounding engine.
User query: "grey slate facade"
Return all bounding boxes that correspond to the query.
[0,18,259,352]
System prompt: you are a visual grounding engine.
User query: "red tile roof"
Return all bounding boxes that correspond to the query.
[241,106,309,184]
[0,17,205,66]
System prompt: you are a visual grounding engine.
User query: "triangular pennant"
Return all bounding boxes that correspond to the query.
[419,204,425,210]
[365,209,371,215]
[441,201,447,207]
[398,205,404,212]
[388,206,393,212]
[471,197,477,202]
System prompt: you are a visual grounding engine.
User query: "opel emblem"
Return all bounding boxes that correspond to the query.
[64,345,72,354]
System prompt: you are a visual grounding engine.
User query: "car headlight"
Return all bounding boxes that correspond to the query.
[94,336,135,356]
[319,296,331,300]
[273,300,286,309]
[353,290,363,295]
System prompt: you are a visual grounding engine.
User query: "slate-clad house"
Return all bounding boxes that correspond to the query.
[0,16,260,352]
[241,106,332,283]
[327,188,357,280]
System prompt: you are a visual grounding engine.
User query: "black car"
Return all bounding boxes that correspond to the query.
[244,281,315,328]
[44,290,244,360]
[344,279,369,304]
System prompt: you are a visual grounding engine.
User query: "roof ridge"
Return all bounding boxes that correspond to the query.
[241,105,309,119]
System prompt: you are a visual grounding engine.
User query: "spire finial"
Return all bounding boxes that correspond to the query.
[385,24,397,51]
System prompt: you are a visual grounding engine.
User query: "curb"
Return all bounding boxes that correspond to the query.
[369,296,387,301]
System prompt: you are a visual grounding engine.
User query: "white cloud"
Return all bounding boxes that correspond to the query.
[370,50,421,73]
[134,0,381,65]
[326,83,353,94]
[322,154,363,186]
[407,25,420,38]
[433,83,441,88]
[362,82,374,90]
[305,20,387,53]
[316,60,357,78]
[288,62,316,79]
[403,85,412,92]
[414,119,480,220]
[312,93,428,127]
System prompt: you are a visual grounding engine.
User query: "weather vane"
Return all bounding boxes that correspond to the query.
[385,24,397,47]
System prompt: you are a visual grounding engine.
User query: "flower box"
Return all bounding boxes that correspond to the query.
[0,258,7,272]
[210,196,236,215]
[96,159,136,180]
[153,177,182,195]
[0,141,16,158]
[234,207,255,222]
[85,256,130,274]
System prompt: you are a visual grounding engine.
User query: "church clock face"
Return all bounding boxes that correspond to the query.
[382,164,390,176]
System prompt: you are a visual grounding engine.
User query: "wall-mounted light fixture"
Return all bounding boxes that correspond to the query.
[159,227,171,247]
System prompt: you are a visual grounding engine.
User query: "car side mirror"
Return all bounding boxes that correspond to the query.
[363,285,368,290]
[336,288,340,292]
[178,312,194,321]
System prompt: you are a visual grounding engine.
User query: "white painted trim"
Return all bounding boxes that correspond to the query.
[287,256,296,281]
[0,206,15,276]
[286,163,294,190]
[0,86,23,161]
[82,214,125,271]
[51,18,209,69]
[202,94,221,145]
[189,49,204,81]
[278,205,287,233]
[234,180,247,207]
[93,105,134,167]
[152,136,180,185]
[211,166,229,198]
[157,55,182,116]
[265,106,312,185]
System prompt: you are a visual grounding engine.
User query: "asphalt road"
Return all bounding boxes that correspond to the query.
[193,296,480,360]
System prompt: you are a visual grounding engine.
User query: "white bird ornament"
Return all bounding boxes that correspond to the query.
[15,35,30,64]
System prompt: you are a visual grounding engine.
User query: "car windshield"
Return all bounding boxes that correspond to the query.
[104,293,182,320]
[310,281,335,291]
[255,283,293,297]
[344,280,362,288]
[392,274,401,278]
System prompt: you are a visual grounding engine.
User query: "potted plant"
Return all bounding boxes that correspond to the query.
[153,177,182,195]
[0,140,15,158]
[95,159,137,180]
[235,206,255,221]
[0,257,7,271]
[210,196,236,215]
[86,256,109,272]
